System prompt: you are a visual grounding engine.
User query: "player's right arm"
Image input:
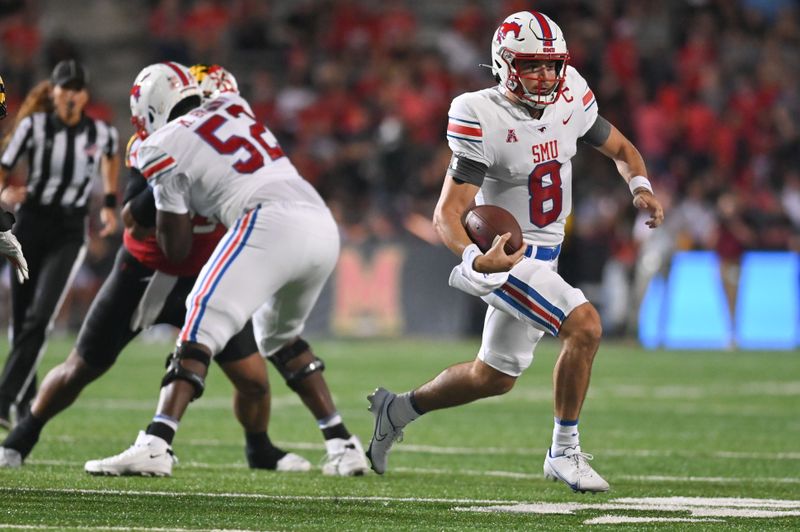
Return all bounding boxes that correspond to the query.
[435,94,523,274]
[139,142,193,262]
[433,178,521,273]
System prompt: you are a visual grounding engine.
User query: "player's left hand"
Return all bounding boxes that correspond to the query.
[633,190,664,228]
[99,206,118,237]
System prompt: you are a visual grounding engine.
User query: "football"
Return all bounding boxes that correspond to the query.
[463,204,524,254]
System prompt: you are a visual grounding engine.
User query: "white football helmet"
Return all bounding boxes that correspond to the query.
[491,11,570,108]
[189,64,239,101]
[130,62,202,139]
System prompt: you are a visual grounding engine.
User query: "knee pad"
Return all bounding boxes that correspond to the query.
[161,345,211,401]
[268,338,325,390]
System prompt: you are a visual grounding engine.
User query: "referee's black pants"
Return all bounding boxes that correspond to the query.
[0,205,87,419]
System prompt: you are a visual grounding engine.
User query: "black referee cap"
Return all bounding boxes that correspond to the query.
[51,59,88,90]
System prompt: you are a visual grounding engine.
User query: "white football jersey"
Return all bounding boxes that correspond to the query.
[446,66,598,246]
[138,93,325,228]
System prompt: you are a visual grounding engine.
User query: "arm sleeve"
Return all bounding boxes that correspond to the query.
[446,95,492,167]
[447,152,488,187]
[123,167,156,227]
[579,115,612,147]
[0,116,33,169]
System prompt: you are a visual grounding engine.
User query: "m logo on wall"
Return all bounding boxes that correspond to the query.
[332,245,405,336]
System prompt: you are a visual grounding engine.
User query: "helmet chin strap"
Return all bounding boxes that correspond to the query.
[508,78,552,109]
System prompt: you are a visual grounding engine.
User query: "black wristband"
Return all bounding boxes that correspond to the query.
[104,193,117,208]
[0,209,14,231]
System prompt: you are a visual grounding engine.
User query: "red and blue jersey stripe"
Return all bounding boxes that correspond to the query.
[180,206,261,344]
[582,89,596,112]
[140,152,176,180]
[447,116,483,143]
[493,275,566,336]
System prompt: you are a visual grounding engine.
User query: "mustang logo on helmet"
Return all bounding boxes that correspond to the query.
[130,84,142,102]
[496,21,522,44]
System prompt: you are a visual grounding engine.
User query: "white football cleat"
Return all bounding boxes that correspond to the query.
[0,447,22,468]
[275,452,312,472]
[321,435,370,476]
[84,431,176,477]
[366,387,404,474]
[543,446,609,493]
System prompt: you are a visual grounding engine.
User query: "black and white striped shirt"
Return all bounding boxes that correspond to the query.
[1,112,118,211]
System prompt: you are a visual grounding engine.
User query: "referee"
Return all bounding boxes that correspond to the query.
[0,60,119,429]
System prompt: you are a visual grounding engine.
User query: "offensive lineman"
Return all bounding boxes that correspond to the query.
[366,11,663,493]
[85,63,369,477]
[0,63,311,473]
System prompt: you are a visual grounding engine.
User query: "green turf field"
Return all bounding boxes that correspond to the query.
[1,335,798,530]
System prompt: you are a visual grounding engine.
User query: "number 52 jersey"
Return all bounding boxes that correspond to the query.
[138,93,326,228]
[447,66,599,247]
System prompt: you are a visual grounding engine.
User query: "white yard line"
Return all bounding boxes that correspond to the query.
[0,487,517,505]
[47,434,800,461]
[20,459,800,484]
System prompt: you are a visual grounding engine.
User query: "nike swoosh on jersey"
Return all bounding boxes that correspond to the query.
[562,112,574,125]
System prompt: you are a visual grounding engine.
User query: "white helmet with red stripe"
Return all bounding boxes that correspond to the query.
[491,11,570,108]
[130,62,202,139]
[189,64,239,101]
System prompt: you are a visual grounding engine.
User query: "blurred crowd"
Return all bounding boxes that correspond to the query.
[1,0,799,335]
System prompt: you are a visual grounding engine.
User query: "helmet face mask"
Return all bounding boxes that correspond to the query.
[130,62,201,139]
[491,11,570,108]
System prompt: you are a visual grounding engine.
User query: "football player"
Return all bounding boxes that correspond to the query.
[82,62,369,477]
[0,73,29,285]
[0,63,309,474]
[366,11,663,493]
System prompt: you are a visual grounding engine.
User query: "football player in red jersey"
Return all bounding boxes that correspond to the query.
[0,74,29,289]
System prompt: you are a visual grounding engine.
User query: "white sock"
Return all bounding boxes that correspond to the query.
[550,417,579,456]
[386,391,422,428]
[317,413,343,430]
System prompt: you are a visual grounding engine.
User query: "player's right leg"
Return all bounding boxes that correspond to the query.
[367,307,536,474]
[1,248,150,468]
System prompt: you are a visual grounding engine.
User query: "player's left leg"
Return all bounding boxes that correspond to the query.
[215,322,310,472]
[253,207,367,476]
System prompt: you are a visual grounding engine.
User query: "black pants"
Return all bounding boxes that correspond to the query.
[0,205,87,417]
[76,246,256,369]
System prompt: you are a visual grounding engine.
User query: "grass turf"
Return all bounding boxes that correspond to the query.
[1,336,798,530]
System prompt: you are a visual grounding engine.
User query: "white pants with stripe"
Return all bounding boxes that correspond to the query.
[478,256,587,377]
[180,202,339,357]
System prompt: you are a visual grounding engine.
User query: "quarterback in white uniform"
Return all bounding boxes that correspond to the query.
[367,11,664,492]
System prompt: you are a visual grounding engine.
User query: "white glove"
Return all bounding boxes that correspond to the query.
[0,230,28,283]
[448,243,509,297]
